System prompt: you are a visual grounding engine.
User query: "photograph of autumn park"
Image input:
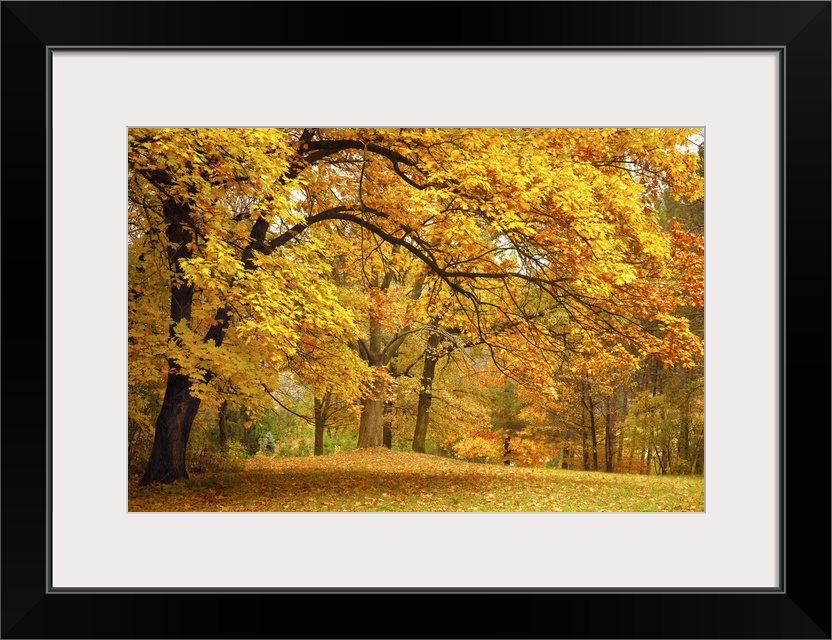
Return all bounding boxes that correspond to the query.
[128,128,704,512]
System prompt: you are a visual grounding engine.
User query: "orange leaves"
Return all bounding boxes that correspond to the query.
[451,429,505,461]
[503,433,551,467]
[648,313,704,369]
[667,219,705,310]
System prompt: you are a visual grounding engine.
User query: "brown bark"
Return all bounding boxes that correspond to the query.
[604,395,614,473]
[412,330,441,454]
[218,400,228,452]
[581,423,590,471]
[655,447,667,475]
[314,396,325,456]
[357,396,384,448]
[589,404,598,471]
[679,386,691,462]
[356,262,422,449]
[357,313,386,448]
[382,401,393,449]
[136,139,309,484]
[583,381,598,471]
[140,372,200,485]
[695,438,704,474]
[617,392,625,463]
[140,197,200,486]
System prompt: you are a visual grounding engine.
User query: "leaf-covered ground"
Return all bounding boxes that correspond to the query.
[128,448,704,512]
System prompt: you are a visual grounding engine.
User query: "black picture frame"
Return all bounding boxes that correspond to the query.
[2,2,829,638]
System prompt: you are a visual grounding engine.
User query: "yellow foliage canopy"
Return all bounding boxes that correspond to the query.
[128,127,704,455]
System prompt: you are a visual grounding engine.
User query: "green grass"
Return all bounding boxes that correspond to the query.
[129,448,704,512]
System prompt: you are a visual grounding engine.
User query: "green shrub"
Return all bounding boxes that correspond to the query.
[128,418,154,475]
[186,428,244,474]
[226,440,249,459]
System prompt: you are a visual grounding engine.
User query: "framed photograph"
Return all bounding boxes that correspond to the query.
[3,2,829,638]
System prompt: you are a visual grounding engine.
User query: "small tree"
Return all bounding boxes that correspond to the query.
[261,431,276,454]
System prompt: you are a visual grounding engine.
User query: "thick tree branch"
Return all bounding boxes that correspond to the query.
[263,384,315,425]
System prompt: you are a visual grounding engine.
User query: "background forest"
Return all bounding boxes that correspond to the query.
[128,127,704,507]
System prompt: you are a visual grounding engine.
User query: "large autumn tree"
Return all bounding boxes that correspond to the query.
[128,127,703,484]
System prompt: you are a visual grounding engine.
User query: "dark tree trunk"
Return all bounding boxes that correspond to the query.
[653,357,663,396]
[562,447,570,470]
[314,396,325,456]
[140,372,200,485]
[604,395,615,473]
[679,415,690,462]
[679,389,691,463]
[652,447,666,475]
[412,331,441,453]
[695,438,704,474]
[218,400,228,452]
[579,378,599,471]
[140,197,200,486]
[136,161,293,484]
[588,395,598,471]
[617,392,625,463]
[581,424,590,471]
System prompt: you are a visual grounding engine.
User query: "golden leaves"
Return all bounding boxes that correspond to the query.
[128,448,704,513]
[129,126,705,453]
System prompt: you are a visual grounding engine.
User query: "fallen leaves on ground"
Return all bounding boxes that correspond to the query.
[128,448,704,513]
